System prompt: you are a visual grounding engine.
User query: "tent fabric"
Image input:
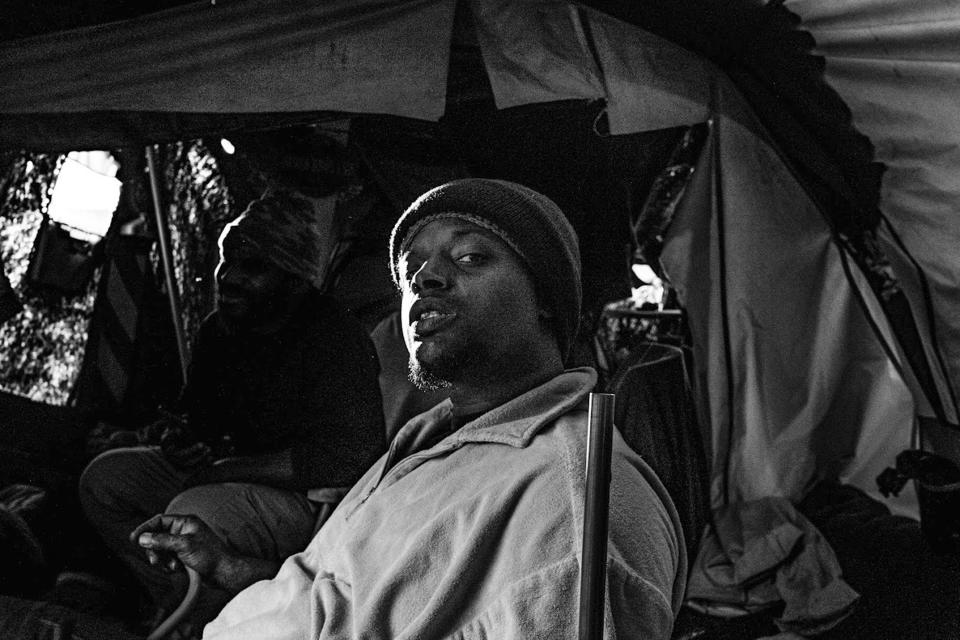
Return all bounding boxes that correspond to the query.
[3,0,761,144]
[469,3,761,137]
[0,0,455,146]
[786,0,960,425]
[468,1,604,110]
[660,112,916,514]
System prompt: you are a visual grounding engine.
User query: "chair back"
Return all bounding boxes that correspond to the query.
[608,343,710,566]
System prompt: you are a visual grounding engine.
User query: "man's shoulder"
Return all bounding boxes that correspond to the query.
[528,412,682,541]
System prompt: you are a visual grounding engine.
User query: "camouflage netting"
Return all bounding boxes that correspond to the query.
[158,141,234,347]
[0,152,97,404]
[0,144,232,406]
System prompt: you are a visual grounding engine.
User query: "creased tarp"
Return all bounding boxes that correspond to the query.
[660,102,916,515]
[471,2,754,135]
[467,0,604,109]
[0,0,455,144]
[785,0,960,425]
[686,498,859,636]
[584,8,714,133]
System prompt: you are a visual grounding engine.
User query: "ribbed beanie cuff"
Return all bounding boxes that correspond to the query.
[389,179,582,360]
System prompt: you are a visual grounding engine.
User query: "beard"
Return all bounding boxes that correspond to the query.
[407,338,489,392]
[407,360,453,392]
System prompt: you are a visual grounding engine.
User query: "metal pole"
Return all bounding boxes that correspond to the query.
[144,145,189,384]
[578,392,616,640]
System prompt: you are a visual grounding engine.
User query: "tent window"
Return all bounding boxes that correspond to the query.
[47,152,120,242]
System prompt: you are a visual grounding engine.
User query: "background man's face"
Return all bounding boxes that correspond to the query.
[214,234,294,328]
[397,218,545,390]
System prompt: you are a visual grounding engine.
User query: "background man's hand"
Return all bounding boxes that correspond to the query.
[159,424,212,469]
[132,514,283,595]
[132,514,229,582]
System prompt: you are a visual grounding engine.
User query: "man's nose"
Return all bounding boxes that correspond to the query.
[411,256,449,293]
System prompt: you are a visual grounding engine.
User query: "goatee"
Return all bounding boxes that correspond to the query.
[408,359,453,392]
[407,343,483,392]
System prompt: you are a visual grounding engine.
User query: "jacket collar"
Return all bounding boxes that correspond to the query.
[391,367,597,458]
[455,367,597,447]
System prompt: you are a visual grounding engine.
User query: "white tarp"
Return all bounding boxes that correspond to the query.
[786,0,960,428]
[660,110,916,514]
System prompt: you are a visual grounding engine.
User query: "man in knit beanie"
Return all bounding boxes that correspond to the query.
[389,178,583,364]
[144,179,686,640]
[80,188,385,632]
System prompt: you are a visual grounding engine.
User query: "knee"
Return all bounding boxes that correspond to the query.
[78,448,149,512]
[166,484,229,522]
[166,484,237,541]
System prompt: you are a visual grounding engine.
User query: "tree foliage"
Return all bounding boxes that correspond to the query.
[159,140,234,346]
[0,153,97,404]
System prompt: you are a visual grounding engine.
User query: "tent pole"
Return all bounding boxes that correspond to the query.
[578,392,615,640]
[145,144,189,384]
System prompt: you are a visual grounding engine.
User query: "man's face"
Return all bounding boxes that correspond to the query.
[214,233,295,329]
[397,217,548,390]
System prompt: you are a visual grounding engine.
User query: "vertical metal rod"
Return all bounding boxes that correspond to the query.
[578,392,616,640]
[145,144,189,384]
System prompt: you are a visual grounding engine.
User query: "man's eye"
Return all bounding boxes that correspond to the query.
[456,253,485,264]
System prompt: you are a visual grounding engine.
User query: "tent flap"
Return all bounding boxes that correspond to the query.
[0,0,456,148]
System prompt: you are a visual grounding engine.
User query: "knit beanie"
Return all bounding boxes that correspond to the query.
[389,178,582,360]
[220,189,333,289]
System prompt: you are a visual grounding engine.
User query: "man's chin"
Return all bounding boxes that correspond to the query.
[408,361,453,392]
[408,340,489,391]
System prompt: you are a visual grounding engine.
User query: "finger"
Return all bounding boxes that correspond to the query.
[163,513,199,536]
[131,513,188,543]
[130,513,165,543]
[138,531,188,554]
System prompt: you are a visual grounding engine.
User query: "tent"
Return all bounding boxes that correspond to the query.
[1,0,958,522]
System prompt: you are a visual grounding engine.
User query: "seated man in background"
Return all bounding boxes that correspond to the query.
[137,179,686,638]
[79,189,385,628]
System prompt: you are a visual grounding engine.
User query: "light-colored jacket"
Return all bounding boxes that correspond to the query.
[204,367,686,639]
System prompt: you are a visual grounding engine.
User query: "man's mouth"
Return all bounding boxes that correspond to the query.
[410,303,456,337]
